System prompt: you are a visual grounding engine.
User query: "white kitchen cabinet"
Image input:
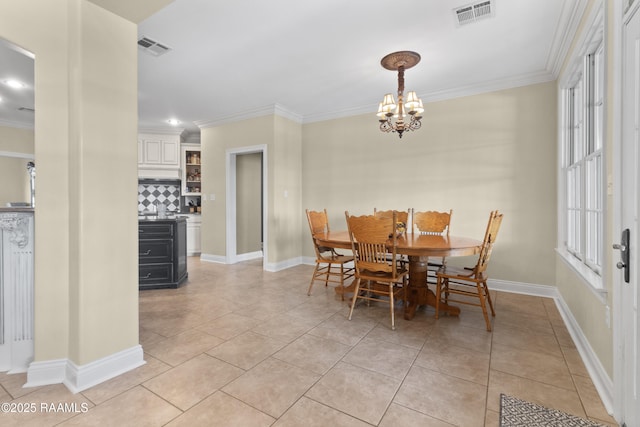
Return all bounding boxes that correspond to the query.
[185,214,202,256]
[138,133,181,178]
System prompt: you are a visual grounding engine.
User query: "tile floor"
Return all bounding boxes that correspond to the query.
[0,257,619,426]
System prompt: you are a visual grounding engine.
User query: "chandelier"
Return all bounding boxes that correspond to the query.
[376,51,424,139]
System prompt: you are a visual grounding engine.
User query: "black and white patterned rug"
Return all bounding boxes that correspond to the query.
[500,394,605,426]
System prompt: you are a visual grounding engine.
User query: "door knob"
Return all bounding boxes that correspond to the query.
[616,261,626,270]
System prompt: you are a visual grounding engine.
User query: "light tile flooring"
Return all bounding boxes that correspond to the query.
[0,257,619,426]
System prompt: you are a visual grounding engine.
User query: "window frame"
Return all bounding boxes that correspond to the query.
[557,1,606,295]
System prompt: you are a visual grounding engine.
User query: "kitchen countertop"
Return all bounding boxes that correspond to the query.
[138,215,187,222]
[0,207,35,213]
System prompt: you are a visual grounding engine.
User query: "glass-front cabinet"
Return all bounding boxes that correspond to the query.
[182,146,201,195]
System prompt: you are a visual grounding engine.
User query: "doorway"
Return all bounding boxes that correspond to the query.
[225,145,267,268]
[614,1,640,425]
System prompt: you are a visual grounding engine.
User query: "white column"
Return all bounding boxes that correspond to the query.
[0,211,34,373]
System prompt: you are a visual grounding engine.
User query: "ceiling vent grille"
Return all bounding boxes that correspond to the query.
[137,36,171,57]
[454,0,494,26]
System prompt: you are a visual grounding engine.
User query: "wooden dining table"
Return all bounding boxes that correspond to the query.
[313,230,482,320]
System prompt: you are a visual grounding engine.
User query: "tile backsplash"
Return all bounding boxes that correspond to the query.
[138,180,180,213]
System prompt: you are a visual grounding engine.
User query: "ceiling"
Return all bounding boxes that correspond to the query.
[0,0,582,136]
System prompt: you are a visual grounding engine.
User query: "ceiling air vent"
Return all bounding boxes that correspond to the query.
[454,0,494,26]
[137,36,171,57]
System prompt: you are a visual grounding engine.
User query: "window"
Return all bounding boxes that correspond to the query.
[560,17,605,289]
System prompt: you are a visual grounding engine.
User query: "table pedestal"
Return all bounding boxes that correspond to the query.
[404,255,460,320]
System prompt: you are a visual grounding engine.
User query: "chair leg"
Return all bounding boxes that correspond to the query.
[483,281,495,316]
[348,278,361,321]
[324,263,332,287]
[477,282,492,332]
[307,263,320,296]
[389,282,395,330]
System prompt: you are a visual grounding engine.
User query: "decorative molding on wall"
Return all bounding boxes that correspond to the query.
[195,103,303,128]
[25,345,145,393]
[0,213,31,248]
[0,212,34,373]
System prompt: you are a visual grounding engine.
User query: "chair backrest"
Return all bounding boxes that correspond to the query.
[306,209,333,255]
[306,209,330,234]
[475,210,503,275]
[346,211,400,276]
[373,208,409,234]
[411,209,452,236]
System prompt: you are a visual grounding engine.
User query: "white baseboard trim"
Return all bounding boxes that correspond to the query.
[236,251,263,262]
[24,345,145,393]
[301,256,316,265]
[24,358,67,387]
[265,256,303,272]
[554,296,614,415]
[487,278,614,415]
[487,278,558,298]
[201,252,300,272]
[200,253,226,264]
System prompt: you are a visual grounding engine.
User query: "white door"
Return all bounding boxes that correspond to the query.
[619,3,640,425]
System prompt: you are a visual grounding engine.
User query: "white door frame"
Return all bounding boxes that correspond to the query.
[225,144,267,268]
[613,0,640,424]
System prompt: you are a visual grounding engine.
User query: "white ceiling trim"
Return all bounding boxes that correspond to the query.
[0,119,33,130]
[302,70,557,125]
[137,127,184,135]
[546,0,589,78]
[195,103,303,129]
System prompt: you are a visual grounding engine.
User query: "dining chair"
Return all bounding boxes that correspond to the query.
[435,210,503,331]
[305,209,355,300]
[346,211,409,330]
[374,208,410,266]
[411,209,453,282]
[373,208,409,232]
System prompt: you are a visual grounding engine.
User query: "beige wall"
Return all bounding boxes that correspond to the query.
[0,0,139,367]
[303,81,558,286]
[201,114,302,267]
[0,126,34,206]
[236,152,262,254]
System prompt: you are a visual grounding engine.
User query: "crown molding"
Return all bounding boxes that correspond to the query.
[0,119,34,130]
[546,0,589,78]
[303,70,556,124]
[137,126,184,135]
[195,103,303,129]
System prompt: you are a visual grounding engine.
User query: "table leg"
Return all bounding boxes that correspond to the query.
[404,255,460,320]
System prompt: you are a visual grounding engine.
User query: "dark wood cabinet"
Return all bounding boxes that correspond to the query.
[139,218,188,289]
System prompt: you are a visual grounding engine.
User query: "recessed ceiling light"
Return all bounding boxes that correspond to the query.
[5,79,25,89]
[167,119,181,126]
